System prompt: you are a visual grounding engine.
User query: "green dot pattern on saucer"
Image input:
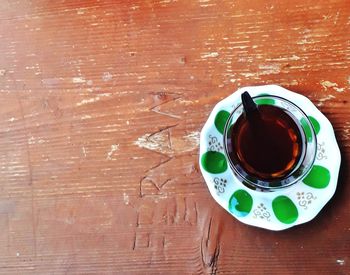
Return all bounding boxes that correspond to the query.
[272,196,298,224]
[255,98,275,105]
[303,165,330,188]
[300,117,313,142]
[228,189,253,217]
[300,116,321,142]
[214,110,230,134]
[201,151,227,174]
[309,116,320,135]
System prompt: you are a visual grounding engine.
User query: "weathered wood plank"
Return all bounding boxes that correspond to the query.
[0,0,349,274]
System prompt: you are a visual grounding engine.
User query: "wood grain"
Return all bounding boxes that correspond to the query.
[0,0,349,274]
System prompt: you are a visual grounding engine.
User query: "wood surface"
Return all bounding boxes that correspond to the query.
[0,0,349,274]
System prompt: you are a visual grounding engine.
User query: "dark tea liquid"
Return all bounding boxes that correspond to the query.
[228,105,303,180]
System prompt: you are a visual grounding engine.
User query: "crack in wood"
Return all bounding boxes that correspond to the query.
[174,197,178,224]
[209,243,221,275]
[132,232,136,250]
[159,178,172,189]
[144,178,161,191]
[200,238,221,274]
[200,215,221,274]
[162,235,166,248]
[139,177,145,198]
[133,232,151,250]
[147,124,179,139]
[151,107,181,119]
[146,155,173,173]
[150,92,182,119]
[206,217,213,248]
[136,211,140,227]
[194,202,198,224]
[200,239,205,269]
[140,177,173,197]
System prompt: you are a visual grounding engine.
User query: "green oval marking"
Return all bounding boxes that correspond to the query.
[303,165,330,188]
[309,116,320,135]
[300,117,313,142]
[214,110,230,134]
[228,189,253,217]
[201,151,227,174]
[272,196,298,224]
[255,98,275,105]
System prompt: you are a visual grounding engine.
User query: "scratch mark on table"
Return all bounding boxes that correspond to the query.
[81,146,87,157]
[201,52,219,58]
[147,155,173,173]
[320,80,345,92]
[77,96,100,106]
[106,144,119,160]
[206,217,213,247]
[132,232,136,250]
[102,72,113,82]
[72,77,86,84]
[316,94,336,106]
[209,243,221,275]
[134,124,178,154]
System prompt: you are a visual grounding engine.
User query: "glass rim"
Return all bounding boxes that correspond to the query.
[223,94,317,191]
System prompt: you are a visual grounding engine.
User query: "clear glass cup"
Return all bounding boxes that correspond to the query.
[223,95,317,192]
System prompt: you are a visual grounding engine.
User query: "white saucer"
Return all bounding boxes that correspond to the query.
[199,85,341,230]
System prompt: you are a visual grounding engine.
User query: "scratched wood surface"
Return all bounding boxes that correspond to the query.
[0,0,349,274]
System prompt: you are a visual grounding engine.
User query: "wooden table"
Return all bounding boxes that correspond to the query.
[0,0,349,273]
